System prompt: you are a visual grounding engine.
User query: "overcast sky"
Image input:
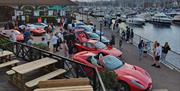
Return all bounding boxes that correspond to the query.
[72,0,110,2]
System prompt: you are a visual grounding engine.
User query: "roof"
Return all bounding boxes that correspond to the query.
[0,0,76,6]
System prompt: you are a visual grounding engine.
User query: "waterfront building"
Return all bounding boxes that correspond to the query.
[0,0,76,23]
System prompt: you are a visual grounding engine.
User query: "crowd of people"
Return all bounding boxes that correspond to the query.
[138,40,171,68]
[105,18,171,69]
[5,16,172,69]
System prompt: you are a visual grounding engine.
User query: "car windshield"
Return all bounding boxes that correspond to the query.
[81,26,93,32]
[89,33,99,39]
[103,56,124,71]
[95,42,107,49]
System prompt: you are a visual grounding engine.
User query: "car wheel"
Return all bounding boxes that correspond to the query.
[117,81,130,91]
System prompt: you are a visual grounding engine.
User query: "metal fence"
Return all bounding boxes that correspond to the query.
[133,33,180,72]
[0,35,106,91]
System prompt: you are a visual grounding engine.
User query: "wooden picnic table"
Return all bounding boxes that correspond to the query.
[12,57,58,75]
[11,57,58,89]
[0,50,13,61]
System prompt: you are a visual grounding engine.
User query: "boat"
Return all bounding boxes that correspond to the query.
[172,15,180,24]
[150,13,172,25]
[126,17,145,25]
[136,13,152,22]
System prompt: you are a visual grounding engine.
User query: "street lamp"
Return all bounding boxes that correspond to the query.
[99,20,103,42]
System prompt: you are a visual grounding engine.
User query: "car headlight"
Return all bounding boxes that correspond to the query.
[131,80,145,89]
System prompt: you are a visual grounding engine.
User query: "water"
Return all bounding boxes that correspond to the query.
[127,23,180,54]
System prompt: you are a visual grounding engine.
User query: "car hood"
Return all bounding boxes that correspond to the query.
[114,63,152,88]
[102,48,122,57]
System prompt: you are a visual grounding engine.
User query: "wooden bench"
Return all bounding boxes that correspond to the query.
[25,69,66,88]
[6,70,15,75]
[38,78,90,88]
[0,60,20,68]
[6,70,16,84]
[34,85,93,91]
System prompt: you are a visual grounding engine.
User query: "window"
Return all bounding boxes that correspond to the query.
[103,56,124,71]
[86,43,95,48]
[95,42,107,49]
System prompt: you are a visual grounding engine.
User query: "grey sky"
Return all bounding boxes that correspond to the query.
[72,0,110,2]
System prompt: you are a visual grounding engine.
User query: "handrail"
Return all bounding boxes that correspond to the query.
[133,33,180,71]
[0,34,106,91]
[95,68,106,91]
[134,33,180,55]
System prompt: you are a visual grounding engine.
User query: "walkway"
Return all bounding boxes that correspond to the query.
[103,23,180,91]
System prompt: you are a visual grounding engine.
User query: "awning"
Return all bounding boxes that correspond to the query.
[0,0,76,6]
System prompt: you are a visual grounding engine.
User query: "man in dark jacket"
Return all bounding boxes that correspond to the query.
[130,29,134,44]
[161,42,171,62]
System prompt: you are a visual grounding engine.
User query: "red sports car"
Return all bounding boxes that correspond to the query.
[74,39,122,57]
[0,29,24,42]
[73,51,152,91]
[31,28,46,36]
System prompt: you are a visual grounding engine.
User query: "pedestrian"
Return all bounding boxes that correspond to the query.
[10,30,17,42]
[130,29,134,44]
[41,37,48,46]
[152,43,162,68]
[121,31,125,40]
[24,29,31,43]
[126,27,130,42]
[161,42,171,62]
[110,34,115,46]
[44,32,50,49]
[27,37,33,46]
[68,40,74,58]
[44,18,47,24]
[143,42,148,57]
[61,40,69,57]
[57,31,64,48]
[51,33,58,52]
[138,40,144,60]
[153,41,158,60]
[51,23,55,33]
[119,37,123,49]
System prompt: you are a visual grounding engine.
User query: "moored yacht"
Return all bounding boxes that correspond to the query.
[150,13,172,25]
[126,17,145,25]
[172,15,180,24]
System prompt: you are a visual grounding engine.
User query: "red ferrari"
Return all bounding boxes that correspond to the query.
[31,28,46,36]
[74,39,122,57]
[73,51,152,91]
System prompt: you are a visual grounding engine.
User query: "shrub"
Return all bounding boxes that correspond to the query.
[100,70,119,90]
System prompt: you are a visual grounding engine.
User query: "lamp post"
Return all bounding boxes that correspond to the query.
[100,20,103,42]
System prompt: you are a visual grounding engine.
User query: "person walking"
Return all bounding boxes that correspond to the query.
[44,32,50,49]
[143,42,148,57]
[130,29,134,44]
[161,42,171,62]
[61,40,69,58]
[10,30,17,43]
[153,41,158,60]
[24,29,31,43]
[121,31,125,40]
[126,27,130,43]
[51,33,58,52]
[119,35,123,49]
[27,37,33,46]
[138,40,144,60]
[152,43,162,68]
[110,34,115,46]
